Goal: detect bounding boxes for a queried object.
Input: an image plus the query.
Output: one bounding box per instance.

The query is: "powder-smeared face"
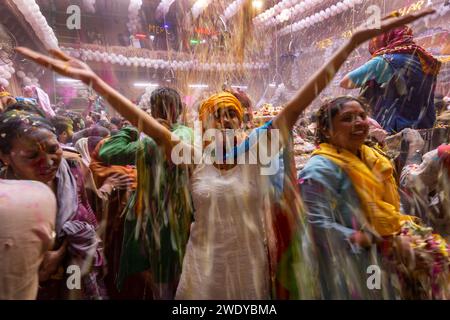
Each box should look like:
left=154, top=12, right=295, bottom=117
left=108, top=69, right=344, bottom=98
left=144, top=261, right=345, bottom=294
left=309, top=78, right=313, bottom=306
left=203, top=105, right=242, bottom=131
left=201, top=106, right=243, bottom=156
left=59, top=124, right=74, bottom=144
left=2, top=128, right=62, bottom=183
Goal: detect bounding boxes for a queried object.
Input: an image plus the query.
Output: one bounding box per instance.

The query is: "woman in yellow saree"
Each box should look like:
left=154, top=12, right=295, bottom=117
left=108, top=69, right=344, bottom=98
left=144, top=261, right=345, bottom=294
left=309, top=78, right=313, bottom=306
left=299, top=96, right=449, bottom=299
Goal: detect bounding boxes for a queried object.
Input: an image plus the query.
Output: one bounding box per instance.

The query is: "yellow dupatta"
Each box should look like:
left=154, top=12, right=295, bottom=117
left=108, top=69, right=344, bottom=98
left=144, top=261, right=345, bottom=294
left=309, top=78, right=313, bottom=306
left=313, top=143, right=415, bottom=237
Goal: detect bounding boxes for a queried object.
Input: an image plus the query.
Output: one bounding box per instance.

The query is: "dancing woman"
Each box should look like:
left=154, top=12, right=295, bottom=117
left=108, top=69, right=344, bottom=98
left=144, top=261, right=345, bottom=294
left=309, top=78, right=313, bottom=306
left=299, top=96, right=449, bottom=299
left=340, top=12, right=441, bottom=133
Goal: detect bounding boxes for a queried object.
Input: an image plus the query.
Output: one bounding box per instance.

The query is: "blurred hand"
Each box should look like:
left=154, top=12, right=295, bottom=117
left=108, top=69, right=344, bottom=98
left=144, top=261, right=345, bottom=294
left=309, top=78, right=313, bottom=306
left=103, top=173, right=135, bottom=191
left=39, top=240, right=67, bottom=282
left=15, top=47, right=97, bottom=85
left=403, top=128, right=425, bottom=150
left=369, top=128, right=388, bottom=144
left=350, top=231, right=372, bottom=249
left=351, top=9, right=435, bottom=46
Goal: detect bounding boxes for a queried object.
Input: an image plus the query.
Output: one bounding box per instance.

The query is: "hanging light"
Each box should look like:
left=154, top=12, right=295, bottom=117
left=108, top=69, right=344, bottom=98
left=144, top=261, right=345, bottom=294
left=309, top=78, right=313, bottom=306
left=252, top=0, right=264, bottom=10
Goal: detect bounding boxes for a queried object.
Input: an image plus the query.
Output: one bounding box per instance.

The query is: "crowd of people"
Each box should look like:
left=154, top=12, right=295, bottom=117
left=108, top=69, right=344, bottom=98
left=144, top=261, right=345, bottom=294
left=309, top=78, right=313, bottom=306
left=0, top=9, right=450, bottom=300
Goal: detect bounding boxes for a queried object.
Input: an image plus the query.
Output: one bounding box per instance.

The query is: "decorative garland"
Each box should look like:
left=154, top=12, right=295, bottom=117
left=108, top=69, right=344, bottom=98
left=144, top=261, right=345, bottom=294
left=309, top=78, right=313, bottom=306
left=156, top=0, right=176, bottom=18
left=61, top=47, right=269, bottom=71
left=222, top=0, right=246, bottom=21
left=191, top=0, right=212, bottom=20
left=12, top=0, right=58, bottom=49
left=16, top=70, right=40, bottom=88
left=0, top=61, right=15, bottom=88
left=83, top=0, right=96, bottom=13
left=254, top=0, right=322, bottom=28
left=278, top=0, right=363, bottom=36
left=127, top=0, right=143, bottom=34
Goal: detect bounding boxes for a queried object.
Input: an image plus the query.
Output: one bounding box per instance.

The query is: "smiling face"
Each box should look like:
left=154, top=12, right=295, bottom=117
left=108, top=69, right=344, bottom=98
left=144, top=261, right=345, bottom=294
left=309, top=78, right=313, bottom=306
left=323, top=100, right=370, bottom=154
left=1, top=128, right=62, bottom=183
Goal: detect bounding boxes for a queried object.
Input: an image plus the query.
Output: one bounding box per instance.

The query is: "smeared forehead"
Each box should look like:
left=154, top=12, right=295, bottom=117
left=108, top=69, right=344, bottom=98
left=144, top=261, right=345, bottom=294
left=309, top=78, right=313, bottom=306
left=12, top=127, right=58, bottom=151
left=338, top=100, right=365, bottom=113
left=213, top=103, right=238, bottom=113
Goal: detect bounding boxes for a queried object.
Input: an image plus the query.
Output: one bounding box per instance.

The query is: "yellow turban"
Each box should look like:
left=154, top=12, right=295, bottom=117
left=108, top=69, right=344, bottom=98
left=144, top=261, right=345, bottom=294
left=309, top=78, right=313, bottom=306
left=0, top=91, right=11, bottom=98
left=199, top=92, right=244, bottom=121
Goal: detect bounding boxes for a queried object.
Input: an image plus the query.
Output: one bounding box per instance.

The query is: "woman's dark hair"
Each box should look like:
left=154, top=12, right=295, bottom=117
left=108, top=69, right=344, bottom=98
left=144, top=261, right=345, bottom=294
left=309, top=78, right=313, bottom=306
left=51, top=116, right=73, bottom=136
left=97, top=119, right=113, bottom=130
left=0, top=110, right=56, bottom=154
left=315, top=95, right=371, bottom=145
left=150, top=87, right=182, bottom=122
left=87, top=136, right=104, bottom=154
left=230, top=89, right=252, bottom=111
left=71, top=114, right=85, bottom=132
left=229, top=89, right=253, bottom=124
left=110, top=117, right=123, bottom=127
left=4, top=101, right=47, bottom=118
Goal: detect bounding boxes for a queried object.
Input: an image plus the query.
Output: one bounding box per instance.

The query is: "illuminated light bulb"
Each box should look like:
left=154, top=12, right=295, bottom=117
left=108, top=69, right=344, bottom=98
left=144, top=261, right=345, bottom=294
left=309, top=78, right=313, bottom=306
left=197, top=0, right=208, bottom=8
left=252, top=0, right=263, bottom=10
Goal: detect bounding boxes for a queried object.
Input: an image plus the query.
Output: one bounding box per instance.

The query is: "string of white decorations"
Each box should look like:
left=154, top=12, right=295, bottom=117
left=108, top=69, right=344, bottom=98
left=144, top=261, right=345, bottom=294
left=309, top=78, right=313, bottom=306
left=127, top=0, right=143, bottom=34
left=61, top=47, right=269, bottom=72
left=12, top=0, right=58, bottom=49
left=191, top=0, right=212, bottom=20
left=222, top=0, right=246, bottom=21
left=83, top=0, right=96, bottom=13
left=156, top=0, right=175, bottom=18
left=278, top=0, right=364, bottom=36
left=254, top=0, right=311, bottom=28
left=16, top=70, right=40, bottom=87
left=0, top=61, right=15, bottom=88
left=272, top=0, right=323, bottom=27
left=138, top=86, right=157, bottom=109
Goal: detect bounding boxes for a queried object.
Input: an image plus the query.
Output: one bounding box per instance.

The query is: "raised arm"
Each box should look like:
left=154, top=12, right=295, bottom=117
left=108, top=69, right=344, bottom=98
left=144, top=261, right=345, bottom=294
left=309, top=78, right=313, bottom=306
left=15, top=47, right=178, bottom=158
left=273, top=9, right=435, bottom=140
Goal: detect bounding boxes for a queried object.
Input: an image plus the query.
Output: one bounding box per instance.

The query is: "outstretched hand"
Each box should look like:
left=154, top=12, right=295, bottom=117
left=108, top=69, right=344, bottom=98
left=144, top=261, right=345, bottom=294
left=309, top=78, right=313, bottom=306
left=351, top=8, right=435, bottom=46
left=16, top=44, right=179, bottom=157
left=15, top=8, right=435, bottom=88
left=15, top=47, right=97, bottom=85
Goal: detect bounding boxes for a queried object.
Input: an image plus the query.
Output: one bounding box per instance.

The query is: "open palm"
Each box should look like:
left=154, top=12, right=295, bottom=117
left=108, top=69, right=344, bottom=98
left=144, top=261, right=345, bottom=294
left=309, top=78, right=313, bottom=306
left=352, top=8, right=434, bottom=46
left=15, top=48, right=97, bottom=85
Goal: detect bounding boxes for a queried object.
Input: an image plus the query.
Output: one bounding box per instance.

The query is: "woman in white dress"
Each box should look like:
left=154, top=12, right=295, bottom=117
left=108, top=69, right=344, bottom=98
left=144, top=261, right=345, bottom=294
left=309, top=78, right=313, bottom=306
left=16, top=9, right=434, bottom=299
left=175, top=92, right=274, bottom=299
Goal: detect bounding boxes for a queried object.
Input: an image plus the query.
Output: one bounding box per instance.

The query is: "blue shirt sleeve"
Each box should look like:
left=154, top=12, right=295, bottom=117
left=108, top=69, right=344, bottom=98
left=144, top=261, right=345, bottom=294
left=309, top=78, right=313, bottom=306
left=299, top=156, right=364, bottom=253
left=348, top=56, right=394, bottom=87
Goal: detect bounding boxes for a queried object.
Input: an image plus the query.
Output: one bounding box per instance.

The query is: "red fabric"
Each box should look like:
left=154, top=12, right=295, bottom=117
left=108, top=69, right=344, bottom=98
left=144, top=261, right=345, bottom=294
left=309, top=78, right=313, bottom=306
left=269, top=145, right=305, bottom=299
left=369, top=26, right=441, bottom=75
left=437, top=144, right=450, bottom=177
